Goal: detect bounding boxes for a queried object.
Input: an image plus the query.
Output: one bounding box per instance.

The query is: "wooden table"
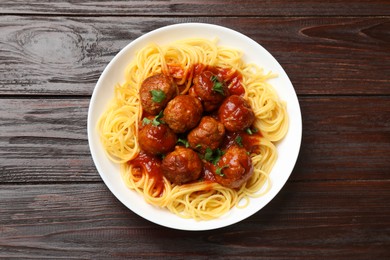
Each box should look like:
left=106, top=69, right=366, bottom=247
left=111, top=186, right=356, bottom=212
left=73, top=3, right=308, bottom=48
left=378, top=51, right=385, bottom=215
left=1, top=1, right=389, bottom=259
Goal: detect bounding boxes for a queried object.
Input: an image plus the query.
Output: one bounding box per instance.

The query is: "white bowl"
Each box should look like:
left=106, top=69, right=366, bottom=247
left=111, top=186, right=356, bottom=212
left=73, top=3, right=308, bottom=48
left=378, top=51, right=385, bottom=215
left=88, top=23, right=302, bottom=231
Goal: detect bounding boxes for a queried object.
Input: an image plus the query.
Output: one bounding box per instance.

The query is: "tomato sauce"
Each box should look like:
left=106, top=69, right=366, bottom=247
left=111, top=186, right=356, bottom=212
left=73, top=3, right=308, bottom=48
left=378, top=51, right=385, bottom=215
left=127, top=152, right=165, bottom=196
left=221, top=130, right=262, bottom=154
left=202, top=162, right=217, bottom=183
left=242, top=131, right=262, bottom=154
left=167, top=64, right=185, bottom=78
left=211, top=67, right=244, bottom=96
left=227, top=71, right=244, bottom=96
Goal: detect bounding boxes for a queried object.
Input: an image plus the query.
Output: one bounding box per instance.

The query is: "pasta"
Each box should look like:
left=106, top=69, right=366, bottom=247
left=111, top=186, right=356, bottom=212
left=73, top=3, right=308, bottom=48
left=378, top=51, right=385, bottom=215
left=98, top=38, right=288, bottom=220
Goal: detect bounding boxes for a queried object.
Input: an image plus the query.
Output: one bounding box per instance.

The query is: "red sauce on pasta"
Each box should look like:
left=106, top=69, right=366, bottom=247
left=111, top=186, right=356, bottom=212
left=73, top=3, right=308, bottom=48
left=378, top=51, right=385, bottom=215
left=128, top=152, right=165, bottom=196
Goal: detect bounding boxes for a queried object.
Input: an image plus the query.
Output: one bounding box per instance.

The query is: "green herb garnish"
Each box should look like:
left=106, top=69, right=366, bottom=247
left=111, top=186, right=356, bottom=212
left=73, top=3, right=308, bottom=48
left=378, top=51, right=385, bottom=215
left=142, top=111, right=165, bottom=126
left=246, top=127, right=258, bottom=135
left=235, top=136, right=243, bottom=147
left=142, top=117, right=152, bottom=125
left=150, top=89, right=166, bottom=103
left=152, top=111, right=165, bottom=126
left=216, top=165, right=228, bottom=177
left=204, top=147, right=224, bottom=165
left=211, top=75, right=225, bottom=95
left=204, top=147, right=214, bottom=161
left=212, top=148, right=224, bottom=165
left=195, top=144, right=202, bottom=149
left=177, top=138, right=189, bottom=148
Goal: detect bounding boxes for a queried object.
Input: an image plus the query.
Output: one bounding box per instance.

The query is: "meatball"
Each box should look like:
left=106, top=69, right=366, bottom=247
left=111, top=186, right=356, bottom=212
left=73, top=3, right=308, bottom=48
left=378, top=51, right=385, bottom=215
left=163, top=95, right=203, bottom=133
left=188, top=116, right=225, bottom=153
left=162, top=146, right=203, bottom=184
left=138, top=122, right=177, bottom=155
left=193, top=71, right=228, bottom=111
left=218, top=95, right=255, bottom=132
left=214, top=145, right=253, bottom=189
left=140, top=73, right=177, bottom=115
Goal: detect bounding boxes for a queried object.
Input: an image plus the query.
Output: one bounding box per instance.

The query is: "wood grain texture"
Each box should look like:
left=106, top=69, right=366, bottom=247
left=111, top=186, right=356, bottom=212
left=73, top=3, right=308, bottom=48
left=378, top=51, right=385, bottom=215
left=1, top=97, right=389, bottom=183
left=0, top=0, right=389, bottom=16
left=1, top=1, right=389, bottom=258
left=0, top=16, right=389, bottom=95
left=0, top=182, right=389, bottom=259
left=0, top=98, right=96, bottom=182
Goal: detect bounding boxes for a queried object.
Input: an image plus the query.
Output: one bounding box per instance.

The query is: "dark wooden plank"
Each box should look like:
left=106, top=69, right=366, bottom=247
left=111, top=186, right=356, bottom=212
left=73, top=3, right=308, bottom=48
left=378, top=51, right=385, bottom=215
left=0, top=97, right=389, bottom=183
left=0, top=16, right=389, bottom=95
left=0, top=0, right=389, bottom=16
left=0, top=98, right=97, bottom=182
left=295, top=96, right=390, bottom=181
left=0, top=181, right=389, bottom=259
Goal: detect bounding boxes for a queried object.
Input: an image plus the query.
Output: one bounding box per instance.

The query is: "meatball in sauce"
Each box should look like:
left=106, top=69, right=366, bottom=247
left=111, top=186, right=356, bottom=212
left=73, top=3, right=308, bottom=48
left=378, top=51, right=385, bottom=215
left=188, top=116, right=225, bottom=153
left=218, top=95, right=255, bottom=132
left=162, top=146, right=203, bottom=185
left=214, top=145, right=254, bottom=189
left=192, top=71, right=228, bottom=112
left=138, top=121, right=177, bottom=155
left=140, top=73, right=177, bottom=115
left=163, top=95, right=203, bottom=133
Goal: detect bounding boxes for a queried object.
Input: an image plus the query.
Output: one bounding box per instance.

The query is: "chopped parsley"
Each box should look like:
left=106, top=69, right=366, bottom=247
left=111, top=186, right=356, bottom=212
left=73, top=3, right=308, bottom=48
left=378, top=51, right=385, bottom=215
left=142, top=117, right=152, bottom=125
left=177, top=138, right=189, bottom=148
left=150, top=89, right=166, bottom=103
left=152, top=110, right=165, bottom=126
left=204, top=147, right=224, bottom=165
left=235, top=135, right=243, bottom=147
left=204, top=147, right=214, bottom=162
left=215, top=165, right=228, bottom=177
left=245, top=127, right=258, bottom=135
left=210, top=75, right=225, bottom=95
left=142, top=110, right=165, bottom=126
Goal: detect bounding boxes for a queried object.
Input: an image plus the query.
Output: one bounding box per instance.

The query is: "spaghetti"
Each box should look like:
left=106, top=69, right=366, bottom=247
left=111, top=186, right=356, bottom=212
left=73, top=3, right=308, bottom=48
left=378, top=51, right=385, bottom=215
left=98, top=38, right=288, bottom=220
